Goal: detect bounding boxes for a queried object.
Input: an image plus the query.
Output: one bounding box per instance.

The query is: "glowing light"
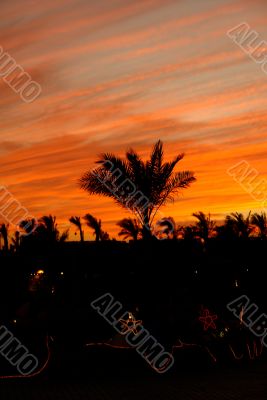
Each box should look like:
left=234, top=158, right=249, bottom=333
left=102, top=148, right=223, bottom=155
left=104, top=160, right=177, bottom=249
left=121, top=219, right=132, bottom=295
left=36, top=270, right=44, bottom=275
left=198, top=308, right=218, bottom=331
left=60, top=272, right=64, bottom=276
left=228, top=344, right=243, bottom=360
left=240, top=306, right=244, bottom=324
left=173, top=339, right=198, bottom=350
left=0, top=336, right=51, bottom=380
left=119, top=312, right=142, bottom=335
left=86, top=342, right=132, bottom=349
left=204, top=346, right=217, bottom=363
left=247, top=340, right=263, bottom=360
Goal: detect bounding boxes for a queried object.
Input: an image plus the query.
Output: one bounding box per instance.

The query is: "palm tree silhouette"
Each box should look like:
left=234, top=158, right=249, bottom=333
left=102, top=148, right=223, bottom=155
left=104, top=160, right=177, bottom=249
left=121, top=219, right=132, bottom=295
left=79, top=140, right=196, bottom=239
left=38, top=215, right=58, bottom=241
left=251, top=212, right=267, bottom=239
left=0, top=223, right=9, bottom=251
left=224, top=212, right=252, bottom=239
left=100, top=231, right=110, bottom=241
left=69, top=216, right=84, bottom=242
left=19, top=218, right=37, bottom=236
left=117, top=218, right=140, bottom=241
left=155, top=216, right=178, bottom=239
left=182, top=225, right=197, bottom=240
left=83, top=213, right=102, bottom=241
left=38, top=215, right=69, bottom=242
left=19, top=217, right=68, bottom=244
left=59, top=229, right=69, bottom=242
left=192, top=211, right=216, bottom=241
left=11, top=231, right=20, bottom=251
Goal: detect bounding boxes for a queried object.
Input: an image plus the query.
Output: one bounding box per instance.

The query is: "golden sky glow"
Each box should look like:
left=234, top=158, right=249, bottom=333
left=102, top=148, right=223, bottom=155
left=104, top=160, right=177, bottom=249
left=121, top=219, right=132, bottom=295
left=1, top=0, right=267, bottom=239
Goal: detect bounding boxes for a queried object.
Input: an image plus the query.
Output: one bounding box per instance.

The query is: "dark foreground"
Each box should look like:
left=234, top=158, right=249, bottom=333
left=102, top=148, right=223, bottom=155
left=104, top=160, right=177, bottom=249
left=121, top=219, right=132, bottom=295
left=1, top=239, right=267, bottom=399
left=0, top=361, right=266, bottom=400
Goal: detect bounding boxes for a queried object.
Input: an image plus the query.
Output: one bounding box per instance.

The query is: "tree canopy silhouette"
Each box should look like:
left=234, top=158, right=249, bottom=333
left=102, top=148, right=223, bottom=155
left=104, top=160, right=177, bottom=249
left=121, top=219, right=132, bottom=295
left=192, top=211, right=216, bottom=241
left=225, top=212, right=252, bottom=239
left=83, top=213, right=109, bottom=241
left=69, top=216, right=84, bottom=242
left=79, top=140, right=196, bottom=238
left=0, top=223, right=9, bottom=251
left=251, top=212, right=267, bottom=239
left=117, top=218, right=140, bottom=241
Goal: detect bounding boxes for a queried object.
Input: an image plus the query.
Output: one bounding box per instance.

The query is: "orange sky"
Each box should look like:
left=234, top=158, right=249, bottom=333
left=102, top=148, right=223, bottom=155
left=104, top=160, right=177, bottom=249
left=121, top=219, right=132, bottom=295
left=1, top=0, right=267, bottom=239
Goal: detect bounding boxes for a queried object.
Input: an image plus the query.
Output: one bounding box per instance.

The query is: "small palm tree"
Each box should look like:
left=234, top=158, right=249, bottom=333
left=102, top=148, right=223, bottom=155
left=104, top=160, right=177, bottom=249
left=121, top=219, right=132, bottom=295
left=19, top=218, right=38, bottom=236
left=182, top=225, right=197, bottom=240
left=225, top=212, right=252, bottom=239
left=154, top=217, right=179, bottom=239
left=0, top=223, right=9, bottom=251
left=69, top=216, right=84, bottom=242
left=251, top=212, right=267, bottom=239
left=38, top=215, right=68, bottom=242
left=11, top=231, right=20, bottom=251
left=117, top=218, right=140, bottom=241
left=100, top=231, right=110, bottom=241
left=59, top=229, right=69, bottom=242
left=38, top=215, right=58, bottom=241
left=83, top=213, right=102, bottom=242
left=192, top=211, right=216, bottom=241
left=79, top=140, right=196, bottom=239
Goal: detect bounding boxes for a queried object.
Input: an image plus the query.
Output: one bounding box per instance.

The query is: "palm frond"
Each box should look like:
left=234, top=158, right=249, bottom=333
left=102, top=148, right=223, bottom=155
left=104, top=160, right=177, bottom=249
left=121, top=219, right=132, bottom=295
left=69, top=216, right=81, bottom=228
left=79, top=141, right=196, bottom=237
left=60, top=229, right=69, bottom=242
left=117, top=218, right=140, bottom=241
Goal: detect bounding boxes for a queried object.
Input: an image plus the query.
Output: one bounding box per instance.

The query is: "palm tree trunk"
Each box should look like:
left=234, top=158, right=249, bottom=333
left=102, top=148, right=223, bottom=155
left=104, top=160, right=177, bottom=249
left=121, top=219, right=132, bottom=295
left=142, top=212, right=153, bottom=240
left=3, top=234, right=8, bottom=251
left=79, top=227, right=84, bottom=242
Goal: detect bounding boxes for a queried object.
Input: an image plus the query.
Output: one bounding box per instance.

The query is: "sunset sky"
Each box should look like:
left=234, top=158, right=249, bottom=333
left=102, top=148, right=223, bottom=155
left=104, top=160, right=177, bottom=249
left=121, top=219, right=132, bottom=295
left=1, top=0, right=267, bottom=239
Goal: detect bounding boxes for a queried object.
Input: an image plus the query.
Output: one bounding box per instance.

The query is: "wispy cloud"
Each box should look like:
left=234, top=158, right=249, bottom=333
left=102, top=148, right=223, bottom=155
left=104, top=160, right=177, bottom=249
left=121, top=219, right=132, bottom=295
left=1, top=0, right=267, bottom=236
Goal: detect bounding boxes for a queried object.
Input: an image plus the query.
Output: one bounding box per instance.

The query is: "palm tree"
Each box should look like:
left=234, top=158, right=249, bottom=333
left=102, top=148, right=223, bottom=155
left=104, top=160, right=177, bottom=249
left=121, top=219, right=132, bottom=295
left=192, top=211, right=216, bottom=241
left=224, top=212, right=252, bottom=239
left=38, top=215, right=68, bottom=242
left=59, top=229, right=69, bottom=242
left=11, top=231, right=20, bottom=251
left=69, top=216, right=84, bottom=242
left=79, top=140, right=196, bottom=239
left=117, top=218, right=140, bottom=241
left=100, top=231, right=110, bottom=241
left=38, top=215, right=58, bottom=241
left=154, top=217, right=179, bottom=239
left=251, top=212, right=267, bottom=239
left=83, top=213, right=102, bottom=242
left=19, top=218, right=38, bottom=236
left=0, top=223, right=9, bottom=251
left=182, top=225, right=197, bottom=240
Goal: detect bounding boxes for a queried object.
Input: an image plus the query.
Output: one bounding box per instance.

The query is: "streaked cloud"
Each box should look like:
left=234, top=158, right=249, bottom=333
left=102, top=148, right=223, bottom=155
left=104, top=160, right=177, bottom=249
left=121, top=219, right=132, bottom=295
left=1, top=0, right=267, bottom=237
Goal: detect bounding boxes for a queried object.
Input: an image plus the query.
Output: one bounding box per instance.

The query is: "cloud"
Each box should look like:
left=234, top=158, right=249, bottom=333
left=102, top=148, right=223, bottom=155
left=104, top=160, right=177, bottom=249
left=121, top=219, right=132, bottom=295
left=1, top=0, right=267, bottom=236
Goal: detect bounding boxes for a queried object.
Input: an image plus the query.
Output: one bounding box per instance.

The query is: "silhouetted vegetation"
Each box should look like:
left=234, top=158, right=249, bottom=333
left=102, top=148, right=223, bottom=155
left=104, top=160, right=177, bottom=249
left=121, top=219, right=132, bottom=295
left=79, top=140, right=196, bottom=239
left=69, top=216, right=84, bottom=242
left=117, top=218, right=140, bottom=241
left=0, top=140, right=267, bottom=376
